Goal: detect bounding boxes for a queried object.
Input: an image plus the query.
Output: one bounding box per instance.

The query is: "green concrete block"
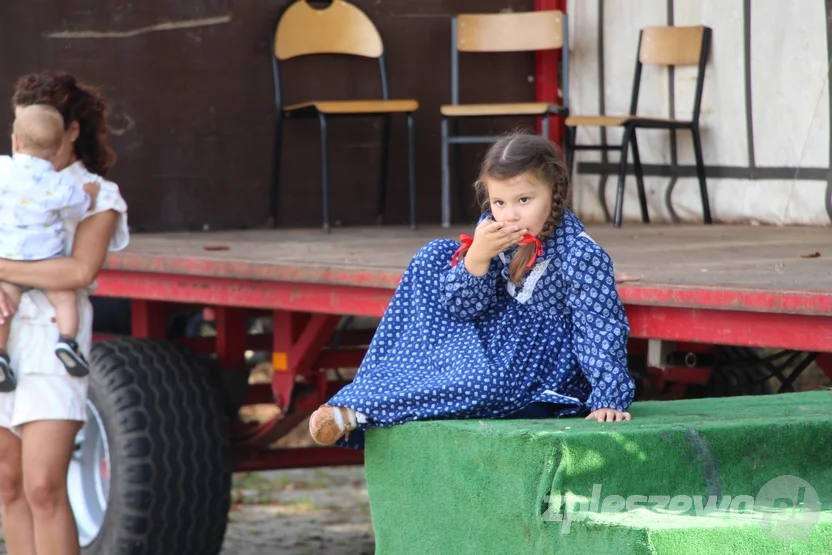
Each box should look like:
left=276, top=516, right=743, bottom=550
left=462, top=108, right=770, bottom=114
left=365, top=391, right=832, bottom=554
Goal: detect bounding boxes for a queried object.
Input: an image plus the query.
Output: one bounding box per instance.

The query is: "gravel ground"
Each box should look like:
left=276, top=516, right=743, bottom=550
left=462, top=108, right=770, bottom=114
left=221, top=466, right=374, bottom=555
left=0, top=465, right=374, bottom=555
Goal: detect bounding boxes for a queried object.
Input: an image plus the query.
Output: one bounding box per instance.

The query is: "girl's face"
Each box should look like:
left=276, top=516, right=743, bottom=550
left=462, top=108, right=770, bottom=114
left=484, top=170, right=552, bottom=237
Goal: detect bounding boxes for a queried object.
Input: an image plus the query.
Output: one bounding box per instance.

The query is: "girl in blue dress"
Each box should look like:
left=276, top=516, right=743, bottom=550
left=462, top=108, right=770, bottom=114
left=309, top=132, right=635, bottom=448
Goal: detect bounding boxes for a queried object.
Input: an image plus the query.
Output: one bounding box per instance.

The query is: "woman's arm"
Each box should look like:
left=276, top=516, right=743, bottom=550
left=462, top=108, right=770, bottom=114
left=0, top=210, right=118, bottom=290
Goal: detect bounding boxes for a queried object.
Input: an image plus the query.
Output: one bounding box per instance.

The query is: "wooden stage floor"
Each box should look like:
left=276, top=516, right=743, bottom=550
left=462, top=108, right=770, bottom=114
left=108, top=224, right=830, bottom=291
left=99, top=223, right=832, bottom=351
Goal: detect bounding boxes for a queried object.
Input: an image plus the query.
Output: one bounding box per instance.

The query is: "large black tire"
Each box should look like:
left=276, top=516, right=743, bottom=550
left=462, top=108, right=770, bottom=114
left=81, top=338, right=232, bottom=555
left=686, top=346, right=774, bottom=398
left=628, top=346, right=774, bottom=401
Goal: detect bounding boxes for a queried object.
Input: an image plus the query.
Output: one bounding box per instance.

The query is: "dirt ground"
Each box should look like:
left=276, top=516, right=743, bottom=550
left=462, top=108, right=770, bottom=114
left=221, top=465, right=374, bottom=555
left=218, top=395, right=376, bottom=554
left=0, top=464, right=373, bottom=555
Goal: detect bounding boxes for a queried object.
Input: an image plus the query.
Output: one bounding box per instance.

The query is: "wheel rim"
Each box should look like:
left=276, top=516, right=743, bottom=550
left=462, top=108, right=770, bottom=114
left=68, top=400, right=111, bottom=547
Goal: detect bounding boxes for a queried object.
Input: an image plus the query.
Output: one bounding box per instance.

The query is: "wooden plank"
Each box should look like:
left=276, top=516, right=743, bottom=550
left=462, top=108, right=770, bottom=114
left=589, top=224, right=832, bottom=293
left=105, top=224, right=832, bottom=297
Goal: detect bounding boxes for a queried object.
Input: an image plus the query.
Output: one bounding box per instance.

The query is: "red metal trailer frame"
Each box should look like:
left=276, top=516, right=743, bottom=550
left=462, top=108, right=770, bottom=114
left=92, top=220, right=832, bottom=473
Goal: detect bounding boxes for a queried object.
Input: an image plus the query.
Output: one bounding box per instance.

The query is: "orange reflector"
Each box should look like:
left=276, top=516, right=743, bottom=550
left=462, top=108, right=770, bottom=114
left=272, top=352, right=288, bottom=371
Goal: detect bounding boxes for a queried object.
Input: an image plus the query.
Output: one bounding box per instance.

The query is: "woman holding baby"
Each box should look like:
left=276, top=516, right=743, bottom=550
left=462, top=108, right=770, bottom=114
left=0, top=70, right=129, bottom=555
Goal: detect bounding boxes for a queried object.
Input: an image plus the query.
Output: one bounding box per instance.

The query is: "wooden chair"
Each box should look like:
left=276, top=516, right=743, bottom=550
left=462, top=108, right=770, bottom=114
left=271, top=0, right=419, bottom=232
left=564, top=25, right=712, bottom=228
left=440, top=10, right=569, bottom=227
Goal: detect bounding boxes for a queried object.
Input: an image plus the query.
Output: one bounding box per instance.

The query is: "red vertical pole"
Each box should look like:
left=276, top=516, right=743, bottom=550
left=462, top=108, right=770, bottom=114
left=131, top=300, right=167, bottom=339
left=816, top=354, right=832, bottom=381
left=535, top=0, right=566, bottom=147
left=272, top=310, right=307, bottom=411
left=271, top=311, right=341, bottom=412
left=215, top=306, right=248, bottom=372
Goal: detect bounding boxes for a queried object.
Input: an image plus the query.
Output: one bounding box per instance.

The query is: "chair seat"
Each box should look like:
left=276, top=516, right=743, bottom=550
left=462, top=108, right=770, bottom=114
left=565, top=114, right=688, bottom=127
left=440, top=102, right=561, bottom=117
left=284, top=99, right=419, bottom=115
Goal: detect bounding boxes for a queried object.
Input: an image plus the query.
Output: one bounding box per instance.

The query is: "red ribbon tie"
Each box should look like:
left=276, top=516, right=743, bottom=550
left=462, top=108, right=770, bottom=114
left=451, top=234, right=474, bottom=267
left=450, top=233, right=543, bottom=269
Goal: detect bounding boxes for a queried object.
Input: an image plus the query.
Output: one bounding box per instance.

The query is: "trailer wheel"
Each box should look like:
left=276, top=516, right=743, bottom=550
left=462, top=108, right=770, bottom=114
left=69, top=338, right=232, bottom=555
left=687, top=346, right=774, bottom=398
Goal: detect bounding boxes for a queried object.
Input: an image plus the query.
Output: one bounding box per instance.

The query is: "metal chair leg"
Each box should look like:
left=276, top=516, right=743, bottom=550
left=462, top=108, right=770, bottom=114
left=691, top=125, right=712, bottom=224
left=452, top=120, right=466, bottom=223
left=269, top=113, right=284, bottom=228
left=407, top=113, right=416, bottom=230
left=318, top=113, right=331, bottom=233
left=441, top=117, right=451, bottom=228
left=630, top=129, right=649, bottom=223
left=376, top=114, right=391, bottom=225
left=565, top=126, right=576, bottom=179
left=614, top=126, right=634, bottom=228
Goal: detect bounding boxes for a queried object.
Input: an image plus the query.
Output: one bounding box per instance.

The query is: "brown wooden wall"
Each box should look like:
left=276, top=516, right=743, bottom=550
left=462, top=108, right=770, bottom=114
left=0, top=0, right=538, bottom=232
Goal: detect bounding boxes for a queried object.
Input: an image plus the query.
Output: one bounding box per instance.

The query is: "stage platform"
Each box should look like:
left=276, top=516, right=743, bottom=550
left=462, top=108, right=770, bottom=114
left=97, top=223, right=832, bottom=353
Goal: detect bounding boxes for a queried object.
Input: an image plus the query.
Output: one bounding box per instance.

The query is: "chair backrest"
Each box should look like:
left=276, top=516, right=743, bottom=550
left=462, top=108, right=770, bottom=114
left=450, top=10, right=569, bottom=108
left=456, top=11, right=564, bottom=53
left=271, top=1, right=389, bottom=110
left=629, top=25, right=711, bottom=121
left=639, top=26, right=707, bottom=66
left=274, top=0, right=383, bottom=61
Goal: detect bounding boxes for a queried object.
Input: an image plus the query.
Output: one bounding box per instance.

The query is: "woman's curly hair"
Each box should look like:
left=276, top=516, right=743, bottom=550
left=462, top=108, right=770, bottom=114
left=11, top=70, right=116, bottom=177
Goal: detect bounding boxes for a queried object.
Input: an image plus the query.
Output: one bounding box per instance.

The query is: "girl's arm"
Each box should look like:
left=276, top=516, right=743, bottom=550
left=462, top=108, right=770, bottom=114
left=441, top=254, right=500, bottom=322
left=437, top=213, right=507, bottom=322
left=0, top=210, right=118, bottom=290
left=565, top=236, right=636, bottom=413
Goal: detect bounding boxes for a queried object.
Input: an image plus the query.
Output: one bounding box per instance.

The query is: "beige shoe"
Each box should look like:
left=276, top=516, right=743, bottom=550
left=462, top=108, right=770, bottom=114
left=309, top=405, right=357, bottom=445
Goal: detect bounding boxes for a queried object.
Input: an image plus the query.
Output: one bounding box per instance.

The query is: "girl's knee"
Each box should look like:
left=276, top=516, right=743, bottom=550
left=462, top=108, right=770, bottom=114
left=23, top=470, right=65, bottom=512
left=0, top=430, right=24, bottom=505
left=0, top=463, right=25, bottom=505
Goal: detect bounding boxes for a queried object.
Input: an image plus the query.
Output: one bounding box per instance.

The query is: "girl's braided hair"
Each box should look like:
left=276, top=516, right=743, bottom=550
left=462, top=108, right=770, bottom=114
left=463, top=132, right=571, bottom=284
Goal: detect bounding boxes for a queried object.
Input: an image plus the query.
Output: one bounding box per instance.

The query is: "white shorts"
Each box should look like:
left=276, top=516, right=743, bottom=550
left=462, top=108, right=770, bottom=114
left=0, top=289, right=92, bottom=435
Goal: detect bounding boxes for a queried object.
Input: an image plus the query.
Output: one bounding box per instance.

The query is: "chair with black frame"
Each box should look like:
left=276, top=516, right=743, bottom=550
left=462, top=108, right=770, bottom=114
left=564, top=25, right=712, bottom=228
left=439, top=9, right=569, bottom=228
left=271, top=0, right=419, bottom=233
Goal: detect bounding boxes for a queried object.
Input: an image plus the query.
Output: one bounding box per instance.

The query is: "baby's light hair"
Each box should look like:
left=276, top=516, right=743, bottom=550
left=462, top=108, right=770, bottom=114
left=13, top=104, right=65, bottom=159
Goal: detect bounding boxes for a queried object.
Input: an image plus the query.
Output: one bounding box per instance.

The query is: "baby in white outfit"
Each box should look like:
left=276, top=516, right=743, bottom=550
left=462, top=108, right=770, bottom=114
left=0, top=105, right=100, bottom=391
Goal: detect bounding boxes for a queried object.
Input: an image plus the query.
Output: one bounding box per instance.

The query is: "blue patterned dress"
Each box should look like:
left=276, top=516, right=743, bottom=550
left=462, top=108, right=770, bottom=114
left=328, top=209, right=635, bottom=449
